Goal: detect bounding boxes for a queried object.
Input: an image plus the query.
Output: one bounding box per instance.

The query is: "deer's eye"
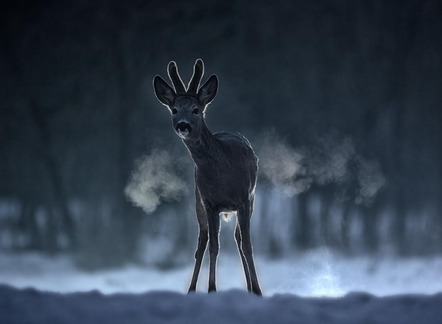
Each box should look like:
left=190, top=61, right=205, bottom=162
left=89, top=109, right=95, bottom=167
left=171, top=108, right=178, bottom=115
left=192, top=108, right=199, bottom=115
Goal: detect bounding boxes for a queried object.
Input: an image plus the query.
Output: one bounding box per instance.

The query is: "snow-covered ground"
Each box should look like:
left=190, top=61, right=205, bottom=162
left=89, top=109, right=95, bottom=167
left=1, top=284, right=441, bottom=324
left=1, top=249, right=442, bottom=297
left=2, top=250, right=442, bottom=323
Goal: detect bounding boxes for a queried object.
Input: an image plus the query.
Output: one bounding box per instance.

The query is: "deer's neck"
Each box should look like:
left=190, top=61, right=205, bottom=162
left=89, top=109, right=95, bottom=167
left=183, top=123, right=218, bottom=166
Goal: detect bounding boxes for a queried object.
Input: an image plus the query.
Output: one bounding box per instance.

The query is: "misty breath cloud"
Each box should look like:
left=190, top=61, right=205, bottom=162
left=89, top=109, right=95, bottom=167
left=124, top=149, right=189, bottom=213
left=307, top=135, right=356, bottom=185
left=258, top=134, right=310, bottom=196
left=258, top=132, right=386, bottom=203
left=356, top=157, right=386, bottom=204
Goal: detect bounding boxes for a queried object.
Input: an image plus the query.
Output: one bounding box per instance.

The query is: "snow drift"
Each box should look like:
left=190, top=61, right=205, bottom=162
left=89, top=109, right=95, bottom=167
left=1, top=285, right=441, bottom=324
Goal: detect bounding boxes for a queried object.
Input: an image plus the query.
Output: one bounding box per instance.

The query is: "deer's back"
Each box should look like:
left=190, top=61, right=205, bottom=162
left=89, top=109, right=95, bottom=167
left=213, top=132, right=258, bottom=171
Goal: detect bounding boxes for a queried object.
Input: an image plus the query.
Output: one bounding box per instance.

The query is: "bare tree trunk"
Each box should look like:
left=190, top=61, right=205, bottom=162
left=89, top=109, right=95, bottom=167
left=18, top=199, right=42, bottom=250
left=319, top=190, right=332, bottom=246
left=3, top=32, right=76, bottom=252
left=362, top=204, right=379, bottom=253
left=294, top=192, right=312, bottom=249
left=29, top=104, right=77, bottom=251
left=45, top=203, right=58, bottom=254
left=340, top=201, right=351, bottom=254
left=109, top=5, right=142, bottom=264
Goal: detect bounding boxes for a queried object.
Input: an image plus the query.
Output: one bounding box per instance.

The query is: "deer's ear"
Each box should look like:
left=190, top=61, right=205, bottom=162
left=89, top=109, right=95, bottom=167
left=198, top=75, right=218, bottom=107
left=153, top=75, right=176, bottom=106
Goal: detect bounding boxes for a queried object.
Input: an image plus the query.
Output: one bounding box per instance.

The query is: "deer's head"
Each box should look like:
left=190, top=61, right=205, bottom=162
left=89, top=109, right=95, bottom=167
left=153, top=59, right=218, bottom=141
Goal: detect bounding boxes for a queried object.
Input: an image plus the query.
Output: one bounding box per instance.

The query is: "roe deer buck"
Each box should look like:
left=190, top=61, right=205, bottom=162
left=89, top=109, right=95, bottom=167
left=153, top=59, right=262, bottom=295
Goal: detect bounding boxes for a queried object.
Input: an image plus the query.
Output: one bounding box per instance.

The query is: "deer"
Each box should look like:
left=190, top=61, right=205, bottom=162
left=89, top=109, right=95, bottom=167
left=153, top=59, right=262, bottom=296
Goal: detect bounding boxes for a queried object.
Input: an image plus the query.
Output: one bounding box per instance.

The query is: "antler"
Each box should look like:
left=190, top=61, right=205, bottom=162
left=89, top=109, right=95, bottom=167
left=167, top=61, right=186, bottom=95
left=166, top=59, right=205, bottom=96
left=187, top=59, right=204, bottom=94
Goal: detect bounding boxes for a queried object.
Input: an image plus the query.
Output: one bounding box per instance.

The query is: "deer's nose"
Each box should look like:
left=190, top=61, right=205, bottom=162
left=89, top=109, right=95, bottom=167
left=176, top=121, right=192, bottom=138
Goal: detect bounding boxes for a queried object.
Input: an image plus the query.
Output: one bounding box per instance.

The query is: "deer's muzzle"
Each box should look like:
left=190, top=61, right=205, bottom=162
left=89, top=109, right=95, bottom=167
left=176, top=121, right=192, bottom=138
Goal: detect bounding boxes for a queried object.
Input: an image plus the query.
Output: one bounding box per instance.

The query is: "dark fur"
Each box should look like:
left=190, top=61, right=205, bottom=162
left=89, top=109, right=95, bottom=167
left=153, top=59, right=262, bottom=295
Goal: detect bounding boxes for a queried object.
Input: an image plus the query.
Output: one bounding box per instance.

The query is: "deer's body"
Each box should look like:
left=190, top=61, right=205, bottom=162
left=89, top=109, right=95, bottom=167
left=153, top=59, right=262, bottom=295
left=189, top=130, right=257, bottom=209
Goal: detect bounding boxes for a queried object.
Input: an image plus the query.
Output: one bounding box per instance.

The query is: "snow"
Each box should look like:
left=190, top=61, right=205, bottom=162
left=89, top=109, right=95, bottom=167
left=1, top=284, right=441, bottom=324
left=2, top=250, right=442, bottom=323
left=1, top=249, right=442, bottom=297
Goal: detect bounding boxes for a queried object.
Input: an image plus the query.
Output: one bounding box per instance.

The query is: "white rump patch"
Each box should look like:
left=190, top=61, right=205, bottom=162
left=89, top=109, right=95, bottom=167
left=219, top=211, right=237, bottom=222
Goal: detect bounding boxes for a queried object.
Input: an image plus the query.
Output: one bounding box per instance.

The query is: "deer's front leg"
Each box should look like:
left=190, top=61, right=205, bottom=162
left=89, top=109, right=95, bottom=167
left=188, top=191, right=208, bottom=293
left=206, top=206, right=220, bottom=292
left=188, top=225, right=208, bottom=293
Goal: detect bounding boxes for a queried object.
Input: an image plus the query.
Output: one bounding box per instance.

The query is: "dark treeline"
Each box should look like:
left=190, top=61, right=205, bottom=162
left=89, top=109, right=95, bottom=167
left=1, top=0, right=441, bottom=268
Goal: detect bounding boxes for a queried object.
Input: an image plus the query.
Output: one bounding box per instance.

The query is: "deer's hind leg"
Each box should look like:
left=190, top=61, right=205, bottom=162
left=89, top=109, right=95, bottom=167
left=235, top=224, right=252, bottom=291
left=237, top=199, right=262, bottom=296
